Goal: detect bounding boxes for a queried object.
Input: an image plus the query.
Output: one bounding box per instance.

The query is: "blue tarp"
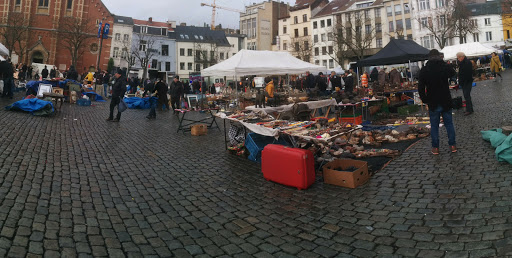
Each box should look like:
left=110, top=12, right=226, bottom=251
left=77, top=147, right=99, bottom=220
left=83, top=92, right=106, bottom=102
left=25, top=79, right=82, bottom=95
left=5, top=99, right=54, bottom=116
left=124, top=97, right=158, bottom=109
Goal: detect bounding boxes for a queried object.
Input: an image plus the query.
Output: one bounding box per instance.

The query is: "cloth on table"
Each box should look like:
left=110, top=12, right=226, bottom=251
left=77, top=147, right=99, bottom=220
left=481, top=128, right=512, bottom=163
left=82, top=92, right=106, bottom=102
left=218, top=113, right=280, bottom=137
left=5, top=98, right=54, bottom=116
left=124, top=97, right=158, bottom=109
left=245, top=99, right=337, bottom=115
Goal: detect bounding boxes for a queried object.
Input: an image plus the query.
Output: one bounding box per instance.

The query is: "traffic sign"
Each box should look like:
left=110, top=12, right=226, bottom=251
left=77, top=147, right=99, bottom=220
left=97, top=22, right=102, bottom=38
left=102, top=23, right=110, bottom=39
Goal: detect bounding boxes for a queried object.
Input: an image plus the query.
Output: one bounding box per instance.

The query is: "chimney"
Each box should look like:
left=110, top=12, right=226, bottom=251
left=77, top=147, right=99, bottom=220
left=180, top=22, right=187, bottom=26
left=149, top=17, right=153, bottom=23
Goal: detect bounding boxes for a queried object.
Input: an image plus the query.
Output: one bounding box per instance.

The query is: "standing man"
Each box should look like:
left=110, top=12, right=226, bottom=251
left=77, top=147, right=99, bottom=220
left=145, top=80, right=157, bottom=119
left=0, top=57, right=14, bottom=99
left=106, top=69, right=127, bottom=122
left=305, top=71, right=315, bottom=94
left=41, top=65, right=49, bottom=79
left=169, top=76, right=184, bottom=114
left=155, top=78, right=169, bottom=111
left=49, top=66, right=57, bottom=79
left=328, top=71, right=343, bottom=93
left=343, top=70, right=354, bottom=94
left=418, top=49, right=457, bottom=155
left=457, top=52, right=474, bottom=116
left=378, top=67, right=387, bottom=86
left=95, top=70, right=104, bottom=98
left=102, top=71, right=111, bottom=98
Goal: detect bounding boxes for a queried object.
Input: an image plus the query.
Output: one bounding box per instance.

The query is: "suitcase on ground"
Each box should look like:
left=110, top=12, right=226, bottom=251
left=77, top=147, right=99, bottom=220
left=261, top=144, right=315, bottom=190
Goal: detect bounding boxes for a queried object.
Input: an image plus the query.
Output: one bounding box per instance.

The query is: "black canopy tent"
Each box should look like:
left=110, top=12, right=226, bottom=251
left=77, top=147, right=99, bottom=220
left=357, top=39, right=430, bottom=67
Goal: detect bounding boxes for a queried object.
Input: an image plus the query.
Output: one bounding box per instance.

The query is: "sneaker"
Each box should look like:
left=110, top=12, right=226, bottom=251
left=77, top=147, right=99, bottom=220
left=431, top=148, right=440, bottom=155
left=450, top=146, right=457, bottom=153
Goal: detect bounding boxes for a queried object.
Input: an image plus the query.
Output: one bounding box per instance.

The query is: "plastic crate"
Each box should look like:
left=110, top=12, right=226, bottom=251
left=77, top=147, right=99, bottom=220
left=340, top=115, right=363, bottom=125
left=245, top=133, right=288, bottom=163
left=77, top=98, right=91, bottom=106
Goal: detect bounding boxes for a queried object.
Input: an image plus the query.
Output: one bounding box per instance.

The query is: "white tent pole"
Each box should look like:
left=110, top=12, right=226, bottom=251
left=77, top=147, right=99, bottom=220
left=408, top=60, right=412, bottom=83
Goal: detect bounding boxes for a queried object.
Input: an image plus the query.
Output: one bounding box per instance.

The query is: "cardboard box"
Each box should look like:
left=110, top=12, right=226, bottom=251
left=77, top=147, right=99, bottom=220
left=323, top=159, right=369, bottom=188
left=191, top=124, right=207, bottom=136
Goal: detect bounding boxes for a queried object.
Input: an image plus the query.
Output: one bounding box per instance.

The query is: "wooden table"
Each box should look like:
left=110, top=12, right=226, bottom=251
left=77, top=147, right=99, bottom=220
left=43, top=92, right=65, bottom=110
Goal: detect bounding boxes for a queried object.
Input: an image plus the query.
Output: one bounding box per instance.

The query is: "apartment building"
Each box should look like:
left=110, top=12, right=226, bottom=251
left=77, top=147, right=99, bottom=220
left=110, top=15, right=134, bottom=70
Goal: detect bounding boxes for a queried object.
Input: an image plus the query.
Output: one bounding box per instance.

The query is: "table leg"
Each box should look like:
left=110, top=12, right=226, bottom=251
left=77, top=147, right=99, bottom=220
left=177, top=112, right=186, bottom=134
left=224, top=119, right=228, bottom=150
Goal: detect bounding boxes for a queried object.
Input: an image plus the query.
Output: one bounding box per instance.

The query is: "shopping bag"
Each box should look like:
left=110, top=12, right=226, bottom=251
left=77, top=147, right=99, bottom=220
left=118, top=98, right=128, bottom=112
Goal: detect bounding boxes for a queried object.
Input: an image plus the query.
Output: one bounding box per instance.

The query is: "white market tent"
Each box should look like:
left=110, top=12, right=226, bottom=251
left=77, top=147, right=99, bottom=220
left=440, top=42, right=499, bottom=60
left=0, top=56, right=4, bottom=61
left=202, top=49, right=326, bottom=77
left=0, top=43, right=8, bottom=57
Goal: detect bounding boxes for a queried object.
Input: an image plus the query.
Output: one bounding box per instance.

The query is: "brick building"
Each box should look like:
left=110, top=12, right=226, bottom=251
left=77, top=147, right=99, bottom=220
left=0, top=0, right=113, bottom=73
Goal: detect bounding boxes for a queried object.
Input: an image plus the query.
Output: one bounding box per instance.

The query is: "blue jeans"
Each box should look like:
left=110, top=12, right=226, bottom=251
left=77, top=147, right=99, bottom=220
left=148, top=97, right=157, bottom=117
left=429, top=106, right=456, bottom=148
left=103, top=84, right=108, bottom=97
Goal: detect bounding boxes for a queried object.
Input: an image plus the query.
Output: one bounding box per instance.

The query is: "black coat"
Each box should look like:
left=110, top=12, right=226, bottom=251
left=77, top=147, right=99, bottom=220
left=343, top=75, right=354, bottom=92
left=155, top=81, right=168, bottom=96
left=50, top=69, right=56, bottom=78
left=458, top=57, right=473, bottom=85
left=0, top=61, right=13, bottom=79
left=316, top=76, right=327, bottom=91
left=370, top=68, right=379, bottom=82
left=329, top=75, right=342, bottom=89
left=306, top=74, right=316, bottom=88
left=42, top=68, right=49, bottom=78
left=67, top=68, right=78, bottom=81
left=418, top=58, right=456, bottom=110
left=112, top=75, right=127, bottom=98
left=169, top=81, right=184, bottom=97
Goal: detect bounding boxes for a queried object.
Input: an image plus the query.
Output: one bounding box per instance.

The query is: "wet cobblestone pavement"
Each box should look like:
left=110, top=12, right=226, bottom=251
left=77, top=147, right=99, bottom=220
left=0, top=73, right=512, bottom=257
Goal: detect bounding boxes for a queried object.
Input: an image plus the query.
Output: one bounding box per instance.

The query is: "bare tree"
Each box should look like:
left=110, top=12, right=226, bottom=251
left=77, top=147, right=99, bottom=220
left=0, top=12, right=31, bottom=61
left=58, top=17, right=96, bottom=68
left=291, top=36, right=313, bottom=62
left=121, top=40, right=136, bottom=75
left=131, top=32, right=157, bottom=80
left=416, top=8, right=454, bottom=49
left=331, top=12, right=377, bottom=63
left=194, top=42, right=220, bottom=69
left=452, top=0, right=478, bottom=44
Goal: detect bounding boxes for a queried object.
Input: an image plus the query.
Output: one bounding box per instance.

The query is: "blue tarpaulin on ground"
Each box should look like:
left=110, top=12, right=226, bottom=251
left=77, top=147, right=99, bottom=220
left=83, top=92, right=106, bottom=102
left=5, top=99, right=54, bottom=116
left=124, top=97, right=158, bottom=109
left=25, top=79, right=82, bottom=95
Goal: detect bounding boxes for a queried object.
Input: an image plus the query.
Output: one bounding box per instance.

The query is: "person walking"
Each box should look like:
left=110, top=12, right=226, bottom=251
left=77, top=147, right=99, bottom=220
left=457, top=52, right=474, bottom=116
left=418, top=49, right=457, bottom=155
left=490, top=52, right=502, bottom=82
left=155, top=78, right=169, bottom=111
left=169, top=76, right=184, bottom=114
left=106, top=69, right=127, bottom=122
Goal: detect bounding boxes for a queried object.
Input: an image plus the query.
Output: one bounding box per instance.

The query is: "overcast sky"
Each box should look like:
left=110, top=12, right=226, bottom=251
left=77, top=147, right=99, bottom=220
left=104, top=0, right=295, bottom=29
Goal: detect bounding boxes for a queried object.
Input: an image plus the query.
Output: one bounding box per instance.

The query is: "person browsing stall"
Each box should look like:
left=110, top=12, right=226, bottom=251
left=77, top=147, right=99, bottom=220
left=456, top=52, right=474, bottom=116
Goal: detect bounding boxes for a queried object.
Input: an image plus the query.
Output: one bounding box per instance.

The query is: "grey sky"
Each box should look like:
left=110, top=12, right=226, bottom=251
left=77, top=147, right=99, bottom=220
left=104, top=0, right=295, bottom=29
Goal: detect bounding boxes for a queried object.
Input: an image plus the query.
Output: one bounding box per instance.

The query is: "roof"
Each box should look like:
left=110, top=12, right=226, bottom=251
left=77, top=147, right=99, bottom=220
left=357, top=39, right=429, bottom=66
left=133, top=19, right=174, bottom=31
left=467, top=2, right=501, bottom=16
left=290, top=0, right=328, bottom=11
left=226, top=34, right=247, bottom=38
left=314, top=0, right=351, bottom=18
left=169, top=26, right=231, bottom=47
left=112, top=15, right=134, bottom=25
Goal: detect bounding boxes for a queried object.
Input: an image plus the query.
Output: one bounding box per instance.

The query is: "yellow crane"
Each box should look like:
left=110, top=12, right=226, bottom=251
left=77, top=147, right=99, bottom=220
left=201, top=0, right=244, bottom=30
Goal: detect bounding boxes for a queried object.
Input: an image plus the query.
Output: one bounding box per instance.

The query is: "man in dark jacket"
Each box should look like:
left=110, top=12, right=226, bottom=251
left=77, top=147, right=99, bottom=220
left=154, top=79, right=169, bottom=111
left=305, top=71, right=315, bottom=94
left=457, top=52, right=474, bottom=116
left=106, top=69, right=127, bottom=122
left=66, top=66, right=78, bottom=81
left=418, top=49, right=457, bottom=155
left=0, top=58, right=14, bottom=98
left=370, top=67, right=379, bottom=82
left=169, top=76, right=184, bottom=114
left=316, top=72, right=327, bottom=95
left=343, top=71, right=354, bottom=94
left=41, top=66, right=49, bottom=79
left=49, top=66, right=56, bottom=78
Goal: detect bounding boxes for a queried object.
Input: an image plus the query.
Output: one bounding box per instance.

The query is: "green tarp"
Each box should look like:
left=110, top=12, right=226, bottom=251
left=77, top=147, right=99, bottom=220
left=481, top=129, right=512, bottom=164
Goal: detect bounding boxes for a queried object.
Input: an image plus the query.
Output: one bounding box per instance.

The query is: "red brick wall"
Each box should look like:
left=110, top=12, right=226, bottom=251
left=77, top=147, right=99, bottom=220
left=0, top=0, right=113, bottom=72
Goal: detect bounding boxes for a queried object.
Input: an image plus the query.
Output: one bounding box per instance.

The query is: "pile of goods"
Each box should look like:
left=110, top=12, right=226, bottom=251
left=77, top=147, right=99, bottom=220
left=333, top=91, right=361, bottom=104
left=349, top=127, right=430, bottom=147
left=372, top=116, right=430, bottom=126
left=225, top=110, right=275, bottom=123
left=382, top=82, right=418, bottom=93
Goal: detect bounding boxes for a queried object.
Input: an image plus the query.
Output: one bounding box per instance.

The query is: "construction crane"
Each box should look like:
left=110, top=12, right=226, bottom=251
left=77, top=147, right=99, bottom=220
left=201, top=0, right=244, bottom=30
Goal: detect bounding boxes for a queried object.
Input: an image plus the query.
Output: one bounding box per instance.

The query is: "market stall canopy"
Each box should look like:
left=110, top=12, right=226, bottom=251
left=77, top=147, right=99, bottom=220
left=357, top=39, right=429, bottom=67
left=0, top=43, right=9, bottom=57
left=202, top=49, right=326, bottom=77
left=441, top=42, right=500, bottom=60
left=0, top=56, right=4, bottom=61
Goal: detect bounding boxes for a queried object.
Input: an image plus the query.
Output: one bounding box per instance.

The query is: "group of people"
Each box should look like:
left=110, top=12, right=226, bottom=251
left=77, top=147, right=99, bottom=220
left=289, top=69, right=357, bottom=96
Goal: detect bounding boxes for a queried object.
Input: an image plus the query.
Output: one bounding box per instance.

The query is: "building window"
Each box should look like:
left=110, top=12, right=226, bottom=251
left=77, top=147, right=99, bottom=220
left=283, top=42, right=287, bottom=50
left=376, top=38, right=383, bottom=48
left=436, top=0, right=444, bottom=8
left=394, top=5, right=402, bottom=15
left=365, top=25, right=371, bottom=34
left=375, top=8, right=381, bottom=18
left=485, top=18, right=491, bottom=26
left=303, top=14, right=307, bottom=22
left=123, top=34, right=129, bottom=42
left=407, top=34, right=412, bottom=40
left=294, top=16, right=298, bottom=24
left=139, top=40, right=147, bottom=51
left=396, top=20, right=403, bottom=30
left=345, top=13, right=351, bottom=21
left=180, top=62, right=185, bottom=70
left=195, top=64, right=200, bottom=72
left=321, top=33, right=326, bottom=41
left=315, top=47, right=319, bottom=56
left=115, top=33, right=120, bottom=41
left=328, top=32, right=333, bottom=41
left=295, top=42, right=300, bottom=51
left=364, top=10, right=370, bottom=19
left=313, top=22, right=318, bottom=29
left=474, top=33, right=480, bottom=42
left=438, top=15, right=446, bottom=27
left=303, top=27, right=308, bottom=36
left=252, top=18, right=256, bottom=39
left=387, top=6, right=392, bottom=16
left=404, top=3, right=410, bottom=14
left=327, top=19, right=332, bottom=27
left=38, top=0, right=49, bottom=7
left=304, top=41, right=309, bottom=49
left=66, top=0, right=72, bottom=9
left=389, top=21, right=394, bottom=32
left=322, top=46, right=327, bottom=55
left=314, top=35, right=318, bottom=43
left=323, top=60, right=327, bottom=67
left=405, top=18, right=411, bottom=29
left=220, top=53, right=225, bottom=60
left=508, top=30, right=510, bottom=39
left=376, top=23, right=382, bottom=32
left=113, top=47, right=119, bottom=58
left=188, top=49, right=193, bottom=56
left=421, top=17, right=428, bottom=29
left=141, top=26, right=147, bottom=34
left=188, top=63, right=192, bottom=70
left=321, top=20, right=325, bottom=28
left=419, top=0, right=430, bottom=10
left=180, top=48, right=185, bottom=56
left=166, top=62, right=171, bottom=72
left=328, top=46, right=333, bottom=54
left=283, top=25, right=287, bottom=34
left=486, top=31, right=492, bottom=41
left=329, top=59, right=334, bottom=69
left=295, top=29, right=299, bottom=37
left=315, top=60, right=320, bottom=65
left=421, top=35, right=433, bottom=48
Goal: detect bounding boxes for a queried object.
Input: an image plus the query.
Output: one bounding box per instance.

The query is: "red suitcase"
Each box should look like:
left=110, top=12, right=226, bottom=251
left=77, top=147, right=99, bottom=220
left=261, top=144, right=316, bottom=190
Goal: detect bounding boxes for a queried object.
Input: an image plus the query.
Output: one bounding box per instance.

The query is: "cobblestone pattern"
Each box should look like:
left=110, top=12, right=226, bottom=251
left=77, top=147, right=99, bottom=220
left=0, top=74, right=511, bottom=257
